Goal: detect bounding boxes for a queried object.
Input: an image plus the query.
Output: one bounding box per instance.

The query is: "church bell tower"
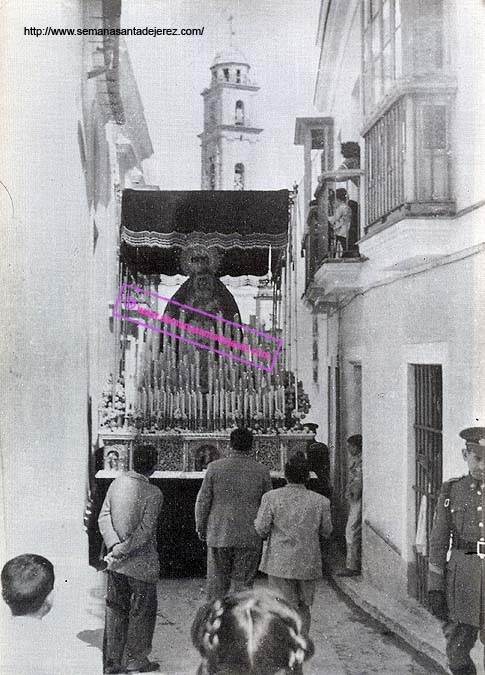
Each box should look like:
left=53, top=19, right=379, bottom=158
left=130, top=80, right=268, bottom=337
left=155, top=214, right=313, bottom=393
left=199, top=45, right=262, bottom=190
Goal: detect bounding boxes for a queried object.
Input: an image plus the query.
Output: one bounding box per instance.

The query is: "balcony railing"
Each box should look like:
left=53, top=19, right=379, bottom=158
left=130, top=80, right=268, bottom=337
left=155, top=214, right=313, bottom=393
left=302, top=170, right=363, bottom=288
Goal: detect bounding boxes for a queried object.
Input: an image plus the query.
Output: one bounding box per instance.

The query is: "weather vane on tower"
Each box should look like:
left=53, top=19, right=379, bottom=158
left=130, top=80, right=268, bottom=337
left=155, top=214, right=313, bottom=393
left=228, top=14, right=235, bottom=46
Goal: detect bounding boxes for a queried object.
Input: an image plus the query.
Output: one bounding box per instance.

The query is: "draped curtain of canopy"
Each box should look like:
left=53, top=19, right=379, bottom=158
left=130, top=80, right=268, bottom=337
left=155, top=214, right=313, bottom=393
left=119, top=189, right=289, bottom=277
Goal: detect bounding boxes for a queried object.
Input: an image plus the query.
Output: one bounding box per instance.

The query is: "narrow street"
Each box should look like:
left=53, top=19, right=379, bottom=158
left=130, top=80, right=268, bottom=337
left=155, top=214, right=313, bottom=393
left=143, top=577, right=446, bottom=675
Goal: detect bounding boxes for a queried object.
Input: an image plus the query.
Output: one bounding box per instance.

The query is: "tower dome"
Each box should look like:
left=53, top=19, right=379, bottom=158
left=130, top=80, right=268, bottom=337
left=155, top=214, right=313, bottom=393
left=211, top=46, right=249, bottom=68
left=210, top=45, right=251, bottom=86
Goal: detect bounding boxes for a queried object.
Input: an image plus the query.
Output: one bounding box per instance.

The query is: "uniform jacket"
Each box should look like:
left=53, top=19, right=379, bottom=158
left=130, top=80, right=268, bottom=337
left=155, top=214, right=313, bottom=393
left=254, top=483, right=333, bottom=580
left=195, top=454, right=272, bottom=548
left=98, top=471, right=163, bottom=583
left=428, top=473, right=485, bottom=627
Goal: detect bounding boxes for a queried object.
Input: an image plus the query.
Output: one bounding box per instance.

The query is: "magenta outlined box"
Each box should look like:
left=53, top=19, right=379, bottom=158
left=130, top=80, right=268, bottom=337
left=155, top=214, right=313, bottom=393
left=113, top=284, right=283, bottom=372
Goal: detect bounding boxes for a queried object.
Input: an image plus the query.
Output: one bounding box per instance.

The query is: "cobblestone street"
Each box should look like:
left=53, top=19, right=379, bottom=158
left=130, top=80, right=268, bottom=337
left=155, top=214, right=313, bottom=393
left=142, top=577, right=446, bottom=675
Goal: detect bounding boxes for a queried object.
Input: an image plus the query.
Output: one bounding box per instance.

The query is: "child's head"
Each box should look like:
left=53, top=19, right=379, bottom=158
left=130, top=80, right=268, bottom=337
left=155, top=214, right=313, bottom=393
left=191, top=589, right=314, bottom=675
left=1, top=554, right=55, bottom=618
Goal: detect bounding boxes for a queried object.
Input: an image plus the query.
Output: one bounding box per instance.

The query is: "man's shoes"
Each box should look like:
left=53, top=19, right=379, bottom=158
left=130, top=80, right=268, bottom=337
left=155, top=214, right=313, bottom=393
left=126, top=661, right=160, bottom=673
left=336, top=568, right=361, bottom=577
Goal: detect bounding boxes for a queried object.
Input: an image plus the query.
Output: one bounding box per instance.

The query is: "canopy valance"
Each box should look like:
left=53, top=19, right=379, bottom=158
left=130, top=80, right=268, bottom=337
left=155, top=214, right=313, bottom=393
left=120, top=189, right=289, bottom=277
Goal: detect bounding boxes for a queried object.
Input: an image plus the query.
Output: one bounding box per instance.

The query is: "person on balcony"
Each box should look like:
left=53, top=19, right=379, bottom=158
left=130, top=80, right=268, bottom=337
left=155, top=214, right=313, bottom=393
left=328, top=188, right=352, bottom=257
left=302, top=200, right=327, bottom=266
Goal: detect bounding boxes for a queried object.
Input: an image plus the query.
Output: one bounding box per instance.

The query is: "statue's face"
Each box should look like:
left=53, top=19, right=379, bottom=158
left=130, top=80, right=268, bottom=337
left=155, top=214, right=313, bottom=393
left=190, top=254, right=210, bottom=275
left=193, top=273, right=215, bottom=297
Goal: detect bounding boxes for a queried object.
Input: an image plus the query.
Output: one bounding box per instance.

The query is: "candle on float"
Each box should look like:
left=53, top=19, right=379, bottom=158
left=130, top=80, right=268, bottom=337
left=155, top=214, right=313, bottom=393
left=171, top=340, right=176, bottom=367
left=195, top=359, right=200, bottom=386
left=141, top=387, right=146, bottom=418
left=198, top=390, right=203, bottom=427
left=219, top=387, right=224, bottom=419
left=225, top=392, right=230, bottom=427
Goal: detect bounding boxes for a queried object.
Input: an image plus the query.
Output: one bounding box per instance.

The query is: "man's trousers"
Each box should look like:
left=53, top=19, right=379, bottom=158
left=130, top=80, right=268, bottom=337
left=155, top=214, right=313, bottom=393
left=345, top=500, right=362, bottom=571
left=206, top=546, right=261, bottom=601
left=443, top=621, right=485, bottom=675
left=103, top=570, right=157, bottom=672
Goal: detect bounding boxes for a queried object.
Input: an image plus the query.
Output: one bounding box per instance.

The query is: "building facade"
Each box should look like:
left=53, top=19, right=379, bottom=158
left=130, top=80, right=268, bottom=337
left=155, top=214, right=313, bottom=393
left=1, top=0, right=152, bottom=664
left=300, top=0, right=485, bottom=603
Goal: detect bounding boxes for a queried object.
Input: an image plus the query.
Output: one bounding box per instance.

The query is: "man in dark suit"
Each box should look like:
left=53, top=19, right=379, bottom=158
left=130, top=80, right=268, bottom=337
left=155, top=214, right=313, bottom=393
left=195, top=427, right=272, bottom=601
left=428, top=427, right=485, bottom=675
left=99, top=444, right=163, bottom=674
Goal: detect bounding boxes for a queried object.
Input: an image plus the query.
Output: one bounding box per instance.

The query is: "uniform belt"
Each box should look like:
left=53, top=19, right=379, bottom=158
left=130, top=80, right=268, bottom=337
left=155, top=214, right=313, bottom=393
left=453, top=537, right=485, bottom=557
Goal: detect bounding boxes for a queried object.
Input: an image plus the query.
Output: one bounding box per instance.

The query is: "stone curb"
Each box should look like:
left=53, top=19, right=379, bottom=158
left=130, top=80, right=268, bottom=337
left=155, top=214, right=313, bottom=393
left=331, top=575, right=450, bottom=674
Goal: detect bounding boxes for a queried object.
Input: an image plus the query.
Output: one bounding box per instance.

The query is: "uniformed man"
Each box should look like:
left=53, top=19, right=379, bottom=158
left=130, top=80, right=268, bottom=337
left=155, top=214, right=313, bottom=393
left=428, top=426, right=485, bottom=675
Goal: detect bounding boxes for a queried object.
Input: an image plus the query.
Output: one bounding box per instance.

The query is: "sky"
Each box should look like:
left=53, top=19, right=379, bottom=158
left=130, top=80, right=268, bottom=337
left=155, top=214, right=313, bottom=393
left=122, top=0, right=322, bottom=191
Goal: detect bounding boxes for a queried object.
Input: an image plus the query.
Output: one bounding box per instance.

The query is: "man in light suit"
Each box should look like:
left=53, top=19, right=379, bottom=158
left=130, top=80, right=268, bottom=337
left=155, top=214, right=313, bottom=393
left=195, top=427, right=272, bottom=601
left=255, top=454, right=332, bottom=636
left=99, top=444, right=163, bottom=674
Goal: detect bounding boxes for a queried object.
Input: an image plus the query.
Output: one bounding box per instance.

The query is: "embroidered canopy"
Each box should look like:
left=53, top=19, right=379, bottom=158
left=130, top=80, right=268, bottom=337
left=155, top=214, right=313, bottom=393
left=119, top=189, right=289, bottom=277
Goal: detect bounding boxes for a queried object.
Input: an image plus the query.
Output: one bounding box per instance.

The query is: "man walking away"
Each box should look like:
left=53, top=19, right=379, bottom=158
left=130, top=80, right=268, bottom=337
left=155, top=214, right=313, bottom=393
left=255, top=454, right=332, bottom=638
left=99, top=444, right=163, bottom=674
left=428, top=427, right=485, bottom=675
left=195, top=427, right=272, bottom=601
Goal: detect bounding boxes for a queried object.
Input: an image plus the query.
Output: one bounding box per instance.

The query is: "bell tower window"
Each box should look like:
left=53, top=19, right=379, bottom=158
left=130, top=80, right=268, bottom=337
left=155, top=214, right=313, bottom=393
left=236, top=69, right=241, bottom=83
left=235, top=100, right=245, bottom=126
left=223, top=68, right=230, bottom=82
left=234, top=163, right=245, bottom=190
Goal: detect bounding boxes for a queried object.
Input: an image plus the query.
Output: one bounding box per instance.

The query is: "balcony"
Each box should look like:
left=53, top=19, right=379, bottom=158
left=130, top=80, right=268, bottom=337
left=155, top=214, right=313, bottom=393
left=302, top=169, right=365, bottom=308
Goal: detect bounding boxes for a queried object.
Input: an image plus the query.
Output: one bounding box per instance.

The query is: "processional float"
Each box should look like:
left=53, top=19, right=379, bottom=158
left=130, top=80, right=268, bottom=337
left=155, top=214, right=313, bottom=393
left=97, top=189, right=312, bottom=476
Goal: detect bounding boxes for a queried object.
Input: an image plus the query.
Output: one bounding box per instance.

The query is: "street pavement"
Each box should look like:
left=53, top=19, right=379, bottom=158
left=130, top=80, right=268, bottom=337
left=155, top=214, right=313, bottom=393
left=145, top=576, right=447, bottom=675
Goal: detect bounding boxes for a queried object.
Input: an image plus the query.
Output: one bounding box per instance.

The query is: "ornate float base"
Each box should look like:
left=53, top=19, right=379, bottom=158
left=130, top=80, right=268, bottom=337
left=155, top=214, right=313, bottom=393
left=96, top=431, right=312, bottom=477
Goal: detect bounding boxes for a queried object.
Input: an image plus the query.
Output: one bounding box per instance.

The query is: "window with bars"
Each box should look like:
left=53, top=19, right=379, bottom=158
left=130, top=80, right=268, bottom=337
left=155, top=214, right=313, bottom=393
left=362, top=0, right=402, bottom=115
left=365, top=97, right=405, bottom=226
left=413, top=364, right=443, bottom=606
